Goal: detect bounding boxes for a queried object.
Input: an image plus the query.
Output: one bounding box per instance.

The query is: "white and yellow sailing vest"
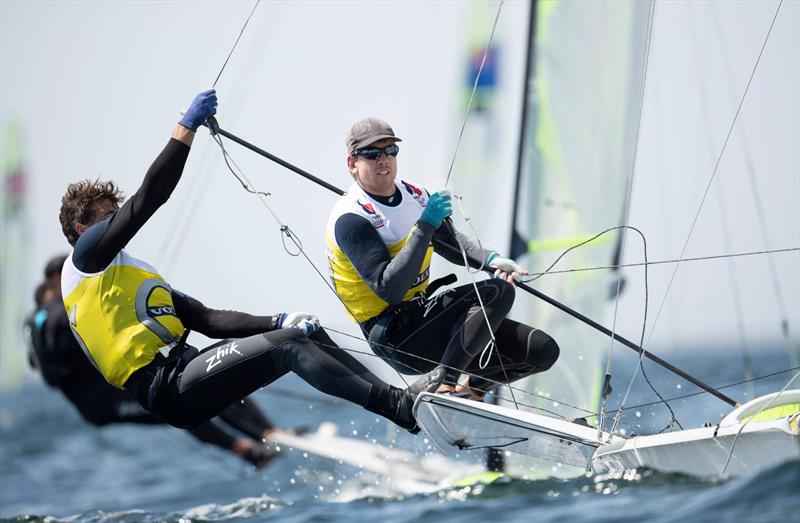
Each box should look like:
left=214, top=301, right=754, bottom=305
left=61, top=251, right=186, bottom=388
left=325, top=179, right=434, bottom=323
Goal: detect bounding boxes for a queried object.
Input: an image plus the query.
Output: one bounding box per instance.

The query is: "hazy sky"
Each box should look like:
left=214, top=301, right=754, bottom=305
left=1, top=0, right=797, bottom=376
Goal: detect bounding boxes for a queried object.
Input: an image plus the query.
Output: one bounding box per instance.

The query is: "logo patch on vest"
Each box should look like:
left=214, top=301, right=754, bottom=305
left=148, top=306, right=176, bottom=317
left=412, top=268, right=430, bottom=287
left=401, top=181, right=426, bottom=206
left=357, top=199, right=385, bottom=229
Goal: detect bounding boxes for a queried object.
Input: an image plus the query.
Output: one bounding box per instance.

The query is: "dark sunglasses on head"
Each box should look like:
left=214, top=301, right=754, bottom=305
left=355, top=143, right=400, bottom=160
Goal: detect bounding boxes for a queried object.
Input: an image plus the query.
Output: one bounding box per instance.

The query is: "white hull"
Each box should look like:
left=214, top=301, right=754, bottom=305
left=414, top=390, right=799, bottom=479
left=592, top=419, right=799, bottom=478
left=414, top=392, right=610, bottom=470
left=593, top=390, right=800, bottom=478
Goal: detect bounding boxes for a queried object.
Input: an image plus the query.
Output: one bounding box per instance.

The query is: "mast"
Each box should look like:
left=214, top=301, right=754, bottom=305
left=508, top=0, right=538, bottom=261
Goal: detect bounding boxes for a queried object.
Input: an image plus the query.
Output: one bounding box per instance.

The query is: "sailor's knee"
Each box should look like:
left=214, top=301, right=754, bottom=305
left=163, top=408, right=204, bottom=429
left=263, top=327, right=307, bottom=345
left=482, top=278, right=515, bottom=309
left=537, top=335, right=560, bottom=371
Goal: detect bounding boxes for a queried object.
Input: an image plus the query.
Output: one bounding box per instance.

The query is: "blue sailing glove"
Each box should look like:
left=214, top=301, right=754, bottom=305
left=276, top=312, right=320, bottom=336
left=179, top=89, right=218, bottom=131
left=419, top=189, right=453, bottom=229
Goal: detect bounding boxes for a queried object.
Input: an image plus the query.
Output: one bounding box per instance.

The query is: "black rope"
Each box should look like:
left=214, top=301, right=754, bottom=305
left=212, top=0, right=261, bottom=88
left=604, top=365, right=800, bottom=416
left=520, top=247, right=799, bottom=280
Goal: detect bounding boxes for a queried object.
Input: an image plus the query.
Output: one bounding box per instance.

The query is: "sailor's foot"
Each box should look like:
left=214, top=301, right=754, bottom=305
left=453, top=384, right=486, bottom=402
left=283, top=426, right=310, bottom=437
left=434, top=384, right=457, bottom=394
left=395, top=365, right=447, bottom=433
left=434, top=376, right=485, bottom=401
left=239, top=440, right=280, bottom=469
left=260, top=426, right=310, bottom=449
left=264, top=426, right=310, bottom=440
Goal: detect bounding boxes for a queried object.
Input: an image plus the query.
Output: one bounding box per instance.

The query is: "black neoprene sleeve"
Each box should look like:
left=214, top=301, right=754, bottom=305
left=334, top=213, right=435, bottom=304
left=171, top=290, right=280, bottom=338
left=73, top=138, right=190, bottom=273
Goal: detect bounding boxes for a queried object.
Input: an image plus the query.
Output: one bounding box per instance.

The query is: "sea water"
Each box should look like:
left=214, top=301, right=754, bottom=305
left=1, top=348, right=798, bottom=522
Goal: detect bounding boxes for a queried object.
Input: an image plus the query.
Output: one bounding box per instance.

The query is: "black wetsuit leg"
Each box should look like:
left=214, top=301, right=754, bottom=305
left=62, top=374, right=244, bottom=453
left=370, top=280, right=515, bottom=383
left=216, top=399, right=273, bottom=441
left=463, top=318, right=560, bottom=393
left=187, top=421, right=237, bottom=449
left=135, top=328, right=405, bottom=429
left=62, top=378, right=163, bottom=426
left=213, top=329, right=385, bottom=439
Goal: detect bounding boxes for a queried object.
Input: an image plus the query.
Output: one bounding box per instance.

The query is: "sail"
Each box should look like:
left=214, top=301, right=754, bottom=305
left=0, top=120, right=30, bottom=390
left=508, top=0, right=652, bottom=422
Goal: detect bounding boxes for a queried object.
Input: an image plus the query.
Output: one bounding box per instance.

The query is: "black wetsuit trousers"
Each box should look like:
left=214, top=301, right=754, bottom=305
left=368, top=279, right=560, bottom=391
left=62, top=376, right=272, bottom=450
left=125, top=328, right=396, bottom=429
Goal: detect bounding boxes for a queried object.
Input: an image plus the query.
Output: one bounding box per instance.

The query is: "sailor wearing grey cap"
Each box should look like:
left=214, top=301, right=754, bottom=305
left=325, top=118, right=561, bottom=400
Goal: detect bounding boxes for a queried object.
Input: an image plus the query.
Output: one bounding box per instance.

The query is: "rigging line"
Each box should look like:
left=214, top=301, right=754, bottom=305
left=155, top=142, right=216, bottom=274
left=606, top=227, right=683, bottom=437
left=161, top=14, right=277, bottom=274
left=447, top=201, right=518, bottom=407
left=436, top=0, right=519, bottom=407
left=451, top=221, right=520, bottom=410
left=159, top=0, right=266, bottom=273
left=688, top=3, right=754, bottom=396
left=521, top=247, right=800, bottom=280
left=600, top=0, right=658, bottom=441
left=506, top=220, right=682, bottom=434
left=160, top=54, right=267, bottom=272
left=307, top=340, right=589, bottom=423
left=212, top=0, right=261, bottom=89
left=424, top=1, right=501, bottom=388
left=603, top=365, right=800, bottom=416
left=261, top=386, right=348, bottom=407
left=643, top=0, right=784, bottom=350
left=320, top=325, right=598, bottom=419
left=443, top=0, right=504, bottom=189
left=710, top=1, right=797, bottom=367
left=720, top=369, right=799, bottom=476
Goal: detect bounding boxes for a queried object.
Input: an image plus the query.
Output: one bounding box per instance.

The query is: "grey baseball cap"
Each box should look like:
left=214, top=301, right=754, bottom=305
left=346, top=117, right=402, bottom=154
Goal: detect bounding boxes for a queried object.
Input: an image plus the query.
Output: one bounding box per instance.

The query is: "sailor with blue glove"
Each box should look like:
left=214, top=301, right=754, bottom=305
left=324, top=117, right=560, bottom=400
left=56, top=93, right=443, bottom=435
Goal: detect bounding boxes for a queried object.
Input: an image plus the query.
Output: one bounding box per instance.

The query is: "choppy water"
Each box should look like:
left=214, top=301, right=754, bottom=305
left=2, top=348, right=798, bottom=522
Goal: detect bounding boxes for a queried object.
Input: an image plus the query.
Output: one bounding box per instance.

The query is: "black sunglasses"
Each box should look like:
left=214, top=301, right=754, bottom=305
left=355, top=143, right=400, bottom=160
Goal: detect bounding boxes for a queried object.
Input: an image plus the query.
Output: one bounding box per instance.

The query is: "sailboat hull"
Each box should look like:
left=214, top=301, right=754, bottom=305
left=592, top=389, right=800, bottom=478
left=414, top=392, right=610, bottom=470
left=592, top=418, right=799, bottom=478
left=415, top=390, right=799, bottom=479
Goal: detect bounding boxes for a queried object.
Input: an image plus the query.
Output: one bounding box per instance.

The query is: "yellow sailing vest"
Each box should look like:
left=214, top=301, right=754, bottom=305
left=61, top=251, right=186, bottom=388
left=325, top=179, right=433, bottom=323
